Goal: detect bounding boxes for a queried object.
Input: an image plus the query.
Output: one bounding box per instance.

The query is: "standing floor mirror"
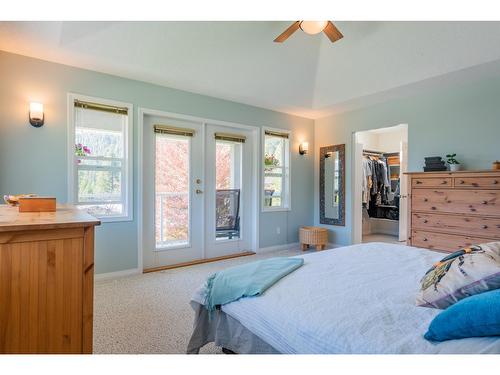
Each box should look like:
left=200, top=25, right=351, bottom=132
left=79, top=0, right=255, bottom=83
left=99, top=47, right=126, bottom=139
left=320, top=144, right=345, bottom=226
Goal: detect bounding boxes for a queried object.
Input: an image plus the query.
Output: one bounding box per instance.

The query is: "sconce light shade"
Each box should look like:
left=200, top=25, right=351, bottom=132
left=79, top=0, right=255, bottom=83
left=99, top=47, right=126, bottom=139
left=299, top=142, right=309, bottom=155
left=29, top=102, right=44, bottom=127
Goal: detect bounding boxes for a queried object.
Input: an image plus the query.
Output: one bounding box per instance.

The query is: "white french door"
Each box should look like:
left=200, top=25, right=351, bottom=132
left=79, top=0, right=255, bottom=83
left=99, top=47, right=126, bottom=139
left=204, top=124, right=253, bottom=259
left=142, top=114, right=255, bottom=270
left=143, top=115, right=204, bottom=268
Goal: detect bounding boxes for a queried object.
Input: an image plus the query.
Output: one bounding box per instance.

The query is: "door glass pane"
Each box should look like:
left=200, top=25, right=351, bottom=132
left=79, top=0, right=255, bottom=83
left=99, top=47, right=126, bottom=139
left=155, top=134, right=190, bottom=249
left=215, top=140, right=241, bottom=241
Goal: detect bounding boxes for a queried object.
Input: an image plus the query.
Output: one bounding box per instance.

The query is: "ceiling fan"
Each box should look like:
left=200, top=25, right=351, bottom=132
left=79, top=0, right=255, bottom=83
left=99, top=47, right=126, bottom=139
left=274, top=21, right=343, bottom=43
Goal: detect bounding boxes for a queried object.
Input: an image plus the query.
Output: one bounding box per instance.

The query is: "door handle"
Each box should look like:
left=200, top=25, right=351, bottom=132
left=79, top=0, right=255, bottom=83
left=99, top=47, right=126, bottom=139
left=195, top=189, right=203, bottom=194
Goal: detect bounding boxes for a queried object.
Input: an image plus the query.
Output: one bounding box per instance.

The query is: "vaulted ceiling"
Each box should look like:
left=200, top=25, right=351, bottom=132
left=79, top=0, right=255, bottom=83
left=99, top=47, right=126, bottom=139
left=2, top=21, right=500, bottom=119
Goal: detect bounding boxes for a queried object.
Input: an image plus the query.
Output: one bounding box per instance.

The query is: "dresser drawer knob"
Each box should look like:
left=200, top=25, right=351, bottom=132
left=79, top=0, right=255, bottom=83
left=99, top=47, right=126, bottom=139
left=493, top=180, right=499, bottom=185
left=482, top=201, right=488, bottom=205
left=424, top=198, right=428, bottom=202
left=459, top=180, right=465, bottom=184
left=423, top=238, right=428, bottom=242
left=441, top=181, right=447, bottom=184
left=482, top=225, right=488, bottom=229
left=431, top=206, right=436, bottom=210
left=472, top=183, right=479, bottom=187
left=423, top=219, right=428, bottom=223
left=416, top=180, right=422, bottom=184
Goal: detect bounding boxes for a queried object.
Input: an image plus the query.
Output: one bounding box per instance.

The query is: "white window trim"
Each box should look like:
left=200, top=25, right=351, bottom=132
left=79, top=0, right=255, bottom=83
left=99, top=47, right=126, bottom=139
left=261, top=126, right=292, bottom=212
left=67, top=93, right=134, bottom=222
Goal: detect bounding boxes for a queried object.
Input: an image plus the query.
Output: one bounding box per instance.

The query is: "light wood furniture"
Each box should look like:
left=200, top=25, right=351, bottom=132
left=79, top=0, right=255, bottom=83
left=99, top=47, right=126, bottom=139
left=18, top=196, right=56, bottom=212
left=299, top=226, right=328, bottom=251
left=406, top=170, right=500, bottom=253
left=0, top=205, right=100, bottom=354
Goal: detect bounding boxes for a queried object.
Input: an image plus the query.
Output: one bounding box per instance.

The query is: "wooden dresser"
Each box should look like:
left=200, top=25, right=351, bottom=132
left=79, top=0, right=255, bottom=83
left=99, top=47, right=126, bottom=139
left=0, top=205, right=100, bottom=353
left=406, top=170, right=500, bottom=252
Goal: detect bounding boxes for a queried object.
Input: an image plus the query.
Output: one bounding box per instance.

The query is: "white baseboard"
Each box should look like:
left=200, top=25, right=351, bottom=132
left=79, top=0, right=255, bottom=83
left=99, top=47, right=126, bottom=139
left=257, top=242, right=300, bottom=254
left=94, top=268, right=141, bottom=281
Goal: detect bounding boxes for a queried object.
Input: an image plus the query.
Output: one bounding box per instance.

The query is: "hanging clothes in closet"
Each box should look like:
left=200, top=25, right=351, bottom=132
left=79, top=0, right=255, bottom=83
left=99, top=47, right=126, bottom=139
left=362, top=151, right=399, bottom=220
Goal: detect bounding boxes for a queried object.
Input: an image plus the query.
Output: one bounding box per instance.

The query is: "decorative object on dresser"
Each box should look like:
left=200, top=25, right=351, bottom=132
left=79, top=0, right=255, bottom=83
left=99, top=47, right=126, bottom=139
left=0, top=205, right=100, bottom=353
left=299, top=226, right=328, bottom=251
left=423, top=156, right=447, bottom=172
left=18, top=196, right=56, bottom=212
left=446, top=153, right=461, bottom=172
left=406, top=170, right=500, bottom=253
left=3, top=193, right=37, bottom=206
left=493, top=160, right=500, bottom=170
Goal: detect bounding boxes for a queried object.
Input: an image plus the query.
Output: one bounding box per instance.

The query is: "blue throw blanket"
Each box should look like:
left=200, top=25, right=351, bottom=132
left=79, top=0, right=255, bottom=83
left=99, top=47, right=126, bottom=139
left=204, top=257, right=304, bottom=312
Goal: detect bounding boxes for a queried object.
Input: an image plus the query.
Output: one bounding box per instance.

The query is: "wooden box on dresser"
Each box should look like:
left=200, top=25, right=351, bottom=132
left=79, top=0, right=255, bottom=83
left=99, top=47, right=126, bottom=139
left=0, top=205, right=100, bottom=354
left=406, top=170, right=500, bottom=253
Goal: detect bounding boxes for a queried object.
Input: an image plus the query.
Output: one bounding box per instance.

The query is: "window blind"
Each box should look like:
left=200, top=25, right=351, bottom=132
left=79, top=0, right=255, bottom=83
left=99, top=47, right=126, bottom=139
left=74, top=99, right=128, bottom=115
left=214, top=132, right=246, bottom=143
left=154, top=125, right=195, bottom=137
left=264, top=130, right=289, bottom=139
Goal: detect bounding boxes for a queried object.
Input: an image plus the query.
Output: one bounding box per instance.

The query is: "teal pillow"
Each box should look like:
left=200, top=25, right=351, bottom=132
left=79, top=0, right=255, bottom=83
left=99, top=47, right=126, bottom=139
left=424, top=288, right=500, bottom=342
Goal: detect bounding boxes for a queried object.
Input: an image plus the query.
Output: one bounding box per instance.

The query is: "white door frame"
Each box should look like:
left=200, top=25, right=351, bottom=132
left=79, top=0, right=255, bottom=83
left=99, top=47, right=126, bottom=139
left=351, top=124, right=408, bottom=244
left=351, top=136, right=363, bottom=244
left=137, top=107, right=260, bottom=271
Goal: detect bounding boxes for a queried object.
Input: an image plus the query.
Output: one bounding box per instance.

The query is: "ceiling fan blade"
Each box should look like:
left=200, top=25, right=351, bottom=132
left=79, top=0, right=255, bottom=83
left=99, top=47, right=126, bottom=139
left=274, top=21, right=301, bottom=43
left=323, top=21, right=344, bottom=43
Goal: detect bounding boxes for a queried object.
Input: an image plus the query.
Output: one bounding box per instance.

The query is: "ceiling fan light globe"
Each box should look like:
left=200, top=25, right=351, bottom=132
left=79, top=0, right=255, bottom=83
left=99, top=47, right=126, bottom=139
left=300, top=21, right=328, bottom=35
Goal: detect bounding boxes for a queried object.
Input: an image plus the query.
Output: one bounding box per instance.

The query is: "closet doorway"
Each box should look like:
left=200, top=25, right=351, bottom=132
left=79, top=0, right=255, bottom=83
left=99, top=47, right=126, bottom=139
left=352, top=124, right=408, bottom=245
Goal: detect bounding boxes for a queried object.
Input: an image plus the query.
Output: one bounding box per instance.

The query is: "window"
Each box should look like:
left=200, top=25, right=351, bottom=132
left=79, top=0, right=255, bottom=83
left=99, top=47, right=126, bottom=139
left=262, top=128, right=291, bottom=211
left=68, top=94, right=133, bottom=221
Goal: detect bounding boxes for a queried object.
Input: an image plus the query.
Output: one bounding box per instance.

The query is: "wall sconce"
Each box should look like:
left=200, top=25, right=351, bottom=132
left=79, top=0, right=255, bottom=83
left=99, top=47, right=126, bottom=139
left=29, top=102, right=44, bottom=127
left=299, top=142, right=309, bottom=155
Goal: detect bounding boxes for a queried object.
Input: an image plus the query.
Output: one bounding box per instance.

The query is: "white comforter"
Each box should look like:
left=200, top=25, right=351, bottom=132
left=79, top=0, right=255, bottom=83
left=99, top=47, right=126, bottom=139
left=192, top=243, right=500, bottom=354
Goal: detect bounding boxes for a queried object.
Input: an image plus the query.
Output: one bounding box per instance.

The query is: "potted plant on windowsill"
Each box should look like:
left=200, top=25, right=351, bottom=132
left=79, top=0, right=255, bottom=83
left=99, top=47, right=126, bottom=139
left=446, top=153, right=461, bottom=172
left=264, top=153, right=280, bottom=172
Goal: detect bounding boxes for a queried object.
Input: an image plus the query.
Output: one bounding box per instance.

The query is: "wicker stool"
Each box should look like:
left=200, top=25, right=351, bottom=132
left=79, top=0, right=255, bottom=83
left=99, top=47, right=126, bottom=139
left=299, top=226, right=328, bottom=251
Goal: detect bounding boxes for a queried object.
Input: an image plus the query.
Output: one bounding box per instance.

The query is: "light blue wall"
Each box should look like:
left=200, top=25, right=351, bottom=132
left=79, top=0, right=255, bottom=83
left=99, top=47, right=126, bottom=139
left=0, top=51, right=315, bottom=274
left=314, top=74, right=500, bottom=246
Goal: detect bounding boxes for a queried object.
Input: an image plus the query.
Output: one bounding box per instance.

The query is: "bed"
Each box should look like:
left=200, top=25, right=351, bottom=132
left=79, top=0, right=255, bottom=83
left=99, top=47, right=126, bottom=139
left=187, top=242, right=500, bottom=354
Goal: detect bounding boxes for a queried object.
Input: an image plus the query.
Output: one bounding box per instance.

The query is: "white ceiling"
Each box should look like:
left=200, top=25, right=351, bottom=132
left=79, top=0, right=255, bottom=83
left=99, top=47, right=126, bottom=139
left=2, top=21, right=500, bottom=119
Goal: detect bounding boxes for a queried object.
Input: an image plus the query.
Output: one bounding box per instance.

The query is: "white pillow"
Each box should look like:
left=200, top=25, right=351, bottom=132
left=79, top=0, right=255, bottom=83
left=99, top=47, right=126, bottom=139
left=416, top=242, right=500, bottom=309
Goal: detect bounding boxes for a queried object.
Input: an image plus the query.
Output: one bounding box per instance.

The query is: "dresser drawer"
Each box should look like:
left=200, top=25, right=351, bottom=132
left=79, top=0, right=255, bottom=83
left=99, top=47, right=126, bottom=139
left=412, top=213, right=500, bottom=239
left=411, top=230, right=492, bottom=253
left=412, top=177, right=452, bottom=188
left=454, top=176, right=500, bottom=189
left=412, top=189, right=500, bottom=216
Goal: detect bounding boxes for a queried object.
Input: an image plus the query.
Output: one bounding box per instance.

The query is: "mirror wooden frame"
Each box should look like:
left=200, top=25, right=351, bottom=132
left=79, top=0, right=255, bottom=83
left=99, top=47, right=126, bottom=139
left=319, top=144, right=345, bottom=226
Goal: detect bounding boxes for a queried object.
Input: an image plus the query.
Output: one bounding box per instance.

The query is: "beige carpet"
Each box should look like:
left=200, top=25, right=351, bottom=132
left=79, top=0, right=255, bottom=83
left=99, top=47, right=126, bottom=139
left=93, top=247, right=305, bottom=354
